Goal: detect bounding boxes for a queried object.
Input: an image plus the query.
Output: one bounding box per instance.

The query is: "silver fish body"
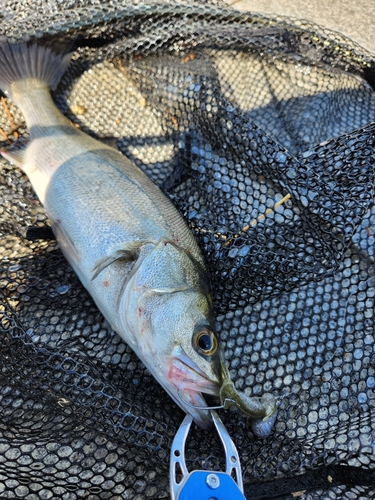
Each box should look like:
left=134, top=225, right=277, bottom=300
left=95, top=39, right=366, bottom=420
left=0, top=45, right=223, bottom=428
left=46, top=146, right=221, bottom=427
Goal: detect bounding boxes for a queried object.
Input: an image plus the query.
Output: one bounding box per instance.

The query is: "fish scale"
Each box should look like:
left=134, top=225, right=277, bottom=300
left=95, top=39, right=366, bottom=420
left=44, top=149, right=200, bottom=264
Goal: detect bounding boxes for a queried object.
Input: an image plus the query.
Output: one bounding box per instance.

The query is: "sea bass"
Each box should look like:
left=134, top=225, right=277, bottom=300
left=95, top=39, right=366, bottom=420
left=0, top=41, right=226, bottom=428
left=0, top=42, right=277, bottom=431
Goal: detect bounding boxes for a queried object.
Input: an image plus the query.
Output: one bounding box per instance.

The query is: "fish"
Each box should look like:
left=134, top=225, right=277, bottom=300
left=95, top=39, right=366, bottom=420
left=0, top=41, right=278, bottom=432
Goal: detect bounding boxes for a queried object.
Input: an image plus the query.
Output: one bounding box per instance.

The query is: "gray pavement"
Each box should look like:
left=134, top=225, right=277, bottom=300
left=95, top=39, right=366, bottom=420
left=227, top=0, right=375, bottom=54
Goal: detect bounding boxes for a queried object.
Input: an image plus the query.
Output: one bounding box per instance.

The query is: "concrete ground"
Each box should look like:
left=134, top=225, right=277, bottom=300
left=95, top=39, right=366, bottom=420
left=226, top=0, right=375, bottom=54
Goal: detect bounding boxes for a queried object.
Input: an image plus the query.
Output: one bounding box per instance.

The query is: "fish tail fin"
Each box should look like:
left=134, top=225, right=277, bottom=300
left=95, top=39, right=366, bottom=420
left=0, top=40, right=73, bottom=100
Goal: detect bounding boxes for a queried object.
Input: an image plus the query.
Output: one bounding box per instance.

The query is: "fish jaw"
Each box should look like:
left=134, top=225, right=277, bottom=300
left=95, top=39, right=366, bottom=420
left=165, top=347, right=220, bottom=428
left=129, top=344, right=221, bottom=429
left=167, top=348, right=219, bottom=395
left=127, top=344, right=218, bottom=429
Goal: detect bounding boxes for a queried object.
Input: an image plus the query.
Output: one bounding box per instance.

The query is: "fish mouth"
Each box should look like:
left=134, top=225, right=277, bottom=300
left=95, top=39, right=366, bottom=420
left=166, top=349, right=220, bottom=428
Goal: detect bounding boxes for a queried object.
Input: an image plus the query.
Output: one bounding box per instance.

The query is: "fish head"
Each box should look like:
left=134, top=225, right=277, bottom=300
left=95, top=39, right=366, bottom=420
left=120, top=240, right=226, bottom=428
left=148, top=289, right=224, bottom=428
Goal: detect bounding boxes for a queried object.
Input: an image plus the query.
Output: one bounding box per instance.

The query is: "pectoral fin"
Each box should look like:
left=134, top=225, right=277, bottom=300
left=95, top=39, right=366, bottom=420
left=148, top=284, right=190, bottom=294
left=91, top=241, right=148, bottom=281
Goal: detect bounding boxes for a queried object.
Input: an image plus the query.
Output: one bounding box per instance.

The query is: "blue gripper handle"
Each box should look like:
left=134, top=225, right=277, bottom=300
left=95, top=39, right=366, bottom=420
left=178, top=471, right=246, bottom=500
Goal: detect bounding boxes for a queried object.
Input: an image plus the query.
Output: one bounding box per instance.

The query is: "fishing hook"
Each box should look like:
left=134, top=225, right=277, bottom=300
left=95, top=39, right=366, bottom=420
left=177, top=388, right=236, bottom=410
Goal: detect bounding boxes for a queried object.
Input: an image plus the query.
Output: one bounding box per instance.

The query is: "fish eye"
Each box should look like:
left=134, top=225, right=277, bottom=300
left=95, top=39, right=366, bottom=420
left=194, top=327, right=218, bottom=356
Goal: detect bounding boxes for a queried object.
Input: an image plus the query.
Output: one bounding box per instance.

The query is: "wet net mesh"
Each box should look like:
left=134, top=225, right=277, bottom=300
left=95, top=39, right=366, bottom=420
left=1, top=1, right=375, bottom=498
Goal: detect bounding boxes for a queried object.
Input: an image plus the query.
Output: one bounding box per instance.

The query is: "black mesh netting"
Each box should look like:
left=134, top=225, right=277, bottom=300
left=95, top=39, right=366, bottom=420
left=1, top=1, right=375, bottom=498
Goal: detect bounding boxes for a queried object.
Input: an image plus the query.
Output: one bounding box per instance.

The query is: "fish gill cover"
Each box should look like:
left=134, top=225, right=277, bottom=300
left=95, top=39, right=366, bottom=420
left=0, top=0, right=375, bottom=498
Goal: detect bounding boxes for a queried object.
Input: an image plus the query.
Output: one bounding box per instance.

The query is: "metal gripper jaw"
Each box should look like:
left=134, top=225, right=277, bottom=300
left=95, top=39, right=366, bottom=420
left=170, top=410, right=246, bottom=500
